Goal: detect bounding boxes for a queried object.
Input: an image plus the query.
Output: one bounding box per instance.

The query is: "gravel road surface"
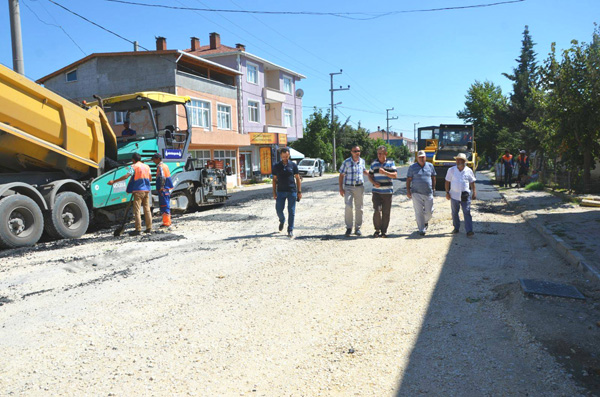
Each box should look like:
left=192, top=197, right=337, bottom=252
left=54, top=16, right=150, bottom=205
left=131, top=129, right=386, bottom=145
left=0, top=171, right=589, bottom=396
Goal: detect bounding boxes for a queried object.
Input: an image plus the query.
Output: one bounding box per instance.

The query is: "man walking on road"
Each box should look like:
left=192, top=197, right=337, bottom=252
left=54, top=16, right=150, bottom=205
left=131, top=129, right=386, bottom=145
left=339, top=145, right=369, bottom=237
left=445, top=153, right=476, bottom=236
left=272, top=148, right=302, bottom=238
left=368, top=145, right=397, bottom=238
left=151, top=153, right=174, bottom=227
left=501, top=149, right=514, bottom=188
left=108, top=153, right=152, bottom=236
left=407, top=150, right=436, bottom=236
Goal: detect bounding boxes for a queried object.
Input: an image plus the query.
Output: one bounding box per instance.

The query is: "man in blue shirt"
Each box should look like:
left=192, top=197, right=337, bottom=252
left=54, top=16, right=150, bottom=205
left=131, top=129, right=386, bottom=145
left=272, top=148, right=302, bottom=238
left=368, top=145, right=397, bottom=237
left=339, top=145, right=369, bottom=236
left=406, top=150, right=437, bottom=236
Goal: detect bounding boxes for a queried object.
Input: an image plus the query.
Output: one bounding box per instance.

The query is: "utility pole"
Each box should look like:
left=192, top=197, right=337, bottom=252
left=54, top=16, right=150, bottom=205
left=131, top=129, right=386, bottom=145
left=386, top=108, right=398, bottom=144
left=413, top=122, right=420, bottom=152
left=330, top=70, right=349, bottom=169
left=8, top=0, right=25, bottom=75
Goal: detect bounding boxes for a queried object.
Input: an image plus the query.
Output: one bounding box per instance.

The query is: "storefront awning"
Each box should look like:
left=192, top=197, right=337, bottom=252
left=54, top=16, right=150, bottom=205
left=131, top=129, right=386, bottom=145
left=289, top=147, right=305, bottom=160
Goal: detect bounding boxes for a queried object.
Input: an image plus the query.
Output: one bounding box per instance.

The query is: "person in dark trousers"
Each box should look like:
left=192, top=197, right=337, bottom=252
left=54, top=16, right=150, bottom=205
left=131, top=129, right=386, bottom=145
left=501, top=149, right=514, bottom=188
left=516, top=150, right=529, bottom=188
left=445, top=153, right=477, bottom=236
left=272, top=148, right=302, bottom=238
left=368, top=145, right=397, bottom=238
left=108, top=152, right=152, bottom=235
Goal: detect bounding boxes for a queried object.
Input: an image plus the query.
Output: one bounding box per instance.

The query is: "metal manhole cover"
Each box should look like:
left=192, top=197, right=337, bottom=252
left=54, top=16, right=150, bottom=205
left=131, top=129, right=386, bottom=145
left=519, top=279, right=585, bottom=300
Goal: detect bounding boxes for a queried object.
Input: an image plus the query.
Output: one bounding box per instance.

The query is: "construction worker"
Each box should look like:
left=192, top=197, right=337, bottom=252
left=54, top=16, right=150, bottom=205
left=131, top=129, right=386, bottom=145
left=501, top=149, right=514, bottom=188
left=151, top=153, right=174, bottom=227
left=516, top=150, right=530, bottom=188
left=107, top=152, right=152, bottom=236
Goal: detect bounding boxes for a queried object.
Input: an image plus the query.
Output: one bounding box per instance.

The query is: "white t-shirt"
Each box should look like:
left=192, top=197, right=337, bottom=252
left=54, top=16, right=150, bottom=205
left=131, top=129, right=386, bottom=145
left=445, top=165, right=476, bottom=201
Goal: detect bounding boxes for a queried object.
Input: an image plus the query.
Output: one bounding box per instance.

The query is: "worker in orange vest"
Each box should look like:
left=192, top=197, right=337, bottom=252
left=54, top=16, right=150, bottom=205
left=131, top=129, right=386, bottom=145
left=501, top=149, right=514, bottom=188
left=151, top=153, right=174, bottom=227
left=516, top=150, right=530, bottom=187
left=108, top=152, right=153, bottom=235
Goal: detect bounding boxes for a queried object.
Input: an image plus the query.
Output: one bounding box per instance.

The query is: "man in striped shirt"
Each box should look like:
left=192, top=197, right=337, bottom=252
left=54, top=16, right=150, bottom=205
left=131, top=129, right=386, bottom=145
left=339, top=145, right=369, bottom=236
left=368, top=146, right=397, bottom=237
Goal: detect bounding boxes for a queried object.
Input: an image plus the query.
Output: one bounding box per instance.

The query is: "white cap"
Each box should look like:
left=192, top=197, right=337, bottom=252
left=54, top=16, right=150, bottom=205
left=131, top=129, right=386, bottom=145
left=454, top=153, right=468, bottom=161
left=417, top=150, right=426, bottom=157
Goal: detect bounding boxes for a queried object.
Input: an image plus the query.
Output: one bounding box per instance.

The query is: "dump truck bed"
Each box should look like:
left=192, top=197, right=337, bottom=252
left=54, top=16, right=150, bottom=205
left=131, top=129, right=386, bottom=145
left=0, top=64, right=117, bottom=179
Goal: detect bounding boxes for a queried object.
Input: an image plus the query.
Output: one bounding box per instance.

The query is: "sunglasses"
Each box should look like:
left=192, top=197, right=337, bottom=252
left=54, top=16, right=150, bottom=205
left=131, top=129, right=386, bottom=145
left=352, top=150, right=361, bottom=153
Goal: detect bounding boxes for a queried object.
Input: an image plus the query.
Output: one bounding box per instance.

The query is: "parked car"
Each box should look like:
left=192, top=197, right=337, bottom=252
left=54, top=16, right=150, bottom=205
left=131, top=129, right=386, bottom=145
left=298, top=158, right=324, bottom=177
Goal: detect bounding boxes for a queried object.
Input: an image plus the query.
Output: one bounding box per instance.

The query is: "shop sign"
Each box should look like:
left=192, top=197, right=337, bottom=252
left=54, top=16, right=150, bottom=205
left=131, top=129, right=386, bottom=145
left=260, top=147, right=272, bottom=175
left=278, top=134, right=288, bottom=146
left=250, top=133, right=276, bottom=145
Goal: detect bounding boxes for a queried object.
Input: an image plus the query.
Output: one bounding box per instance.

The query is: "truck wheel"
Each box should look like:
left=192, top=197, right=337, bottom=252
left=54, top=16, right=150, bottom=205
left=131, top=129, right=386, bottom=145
left=44, top=192, right=89, bottom=240
left=0, top=195, right=44, bottom=248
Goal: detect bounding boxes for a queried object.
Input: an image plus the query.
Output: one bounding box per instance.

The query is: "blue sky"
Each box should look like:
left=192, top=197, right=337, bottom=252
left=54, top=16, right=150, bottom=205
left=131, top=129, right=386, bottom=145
left=1, top=0, right=598, bottom=138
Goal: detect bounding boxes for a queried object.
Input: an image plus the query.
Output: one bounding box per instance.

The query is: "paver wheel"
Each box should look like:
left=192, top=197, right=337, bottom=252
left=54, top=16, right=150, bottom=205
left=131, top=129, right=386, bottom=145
left=0, top=195, right=44, bottom=248
left=44, top=192, right=89, bottom=240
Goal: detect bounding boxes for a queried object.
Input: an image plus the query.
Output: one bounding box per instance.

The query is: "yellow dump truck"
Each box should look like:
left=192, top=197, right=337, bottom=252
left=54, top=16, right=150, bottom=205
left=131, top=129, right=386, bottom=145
left=0, top=64, right=227, bottom=248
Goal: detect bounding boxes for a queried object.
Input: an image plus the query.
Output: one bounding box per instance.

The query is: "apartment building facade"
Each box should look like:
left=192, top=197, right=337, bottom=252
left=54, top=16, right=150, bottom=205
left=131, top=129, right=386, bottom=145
left=186, top=33, right=305, bottom=180
left=37, top=39, right=248, bottom=186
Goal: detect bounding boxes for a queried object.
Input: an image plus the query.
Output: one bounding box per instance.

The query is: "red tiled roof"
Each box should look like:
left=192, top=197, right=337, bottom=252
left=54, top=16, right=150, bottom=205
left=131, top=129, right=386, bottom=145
left=369, top=131, right=415, bottom=142
left=185, top=44, right=240, bottom=56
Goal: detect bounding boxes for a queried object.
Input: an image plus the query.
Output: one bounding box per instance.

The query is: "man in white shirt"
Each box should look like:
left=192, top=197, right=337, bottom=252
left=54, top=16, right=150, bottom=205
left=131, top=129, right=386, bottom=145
left=445, top=153, right=477, bottom=236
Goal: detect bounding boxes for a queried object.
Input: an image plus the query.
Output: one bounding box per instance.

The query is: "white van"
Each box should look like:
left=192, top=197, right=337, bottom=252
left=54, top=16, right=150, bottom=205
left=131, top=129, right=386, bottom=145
left=298, top=158, right=324, bottom=177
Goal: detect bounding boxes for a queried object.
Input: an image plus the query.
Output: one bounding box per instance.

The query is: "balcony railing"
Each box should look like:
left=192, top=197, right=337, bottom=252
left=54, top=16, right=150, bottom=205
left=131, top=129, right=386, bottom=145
left=263, top=87, right=286, bottom=103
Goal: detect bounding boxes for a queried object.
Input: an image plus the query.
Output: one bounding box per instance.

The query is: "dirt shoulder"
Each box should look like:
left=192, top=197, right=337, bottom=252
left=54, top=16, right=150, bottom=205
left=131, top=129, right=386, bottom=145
left=0, top=177, right=597, bottom=395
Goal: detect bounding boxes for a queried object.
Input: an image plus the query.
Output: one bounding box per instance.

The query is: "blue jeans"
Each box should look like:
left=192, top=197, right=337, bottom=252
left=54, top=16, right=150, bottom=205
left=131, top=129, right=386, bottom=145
left=276, top=191, right=297, bottom=232
left=451, top=198, right=473, bottom=233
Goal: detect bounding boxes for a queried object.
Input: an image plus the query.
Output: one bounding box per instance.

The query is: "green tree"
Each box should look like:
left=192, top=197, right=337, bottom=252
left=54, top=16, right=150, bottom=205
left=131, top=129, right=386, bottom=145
left=457, top=80, right=507, bottom=160
left=502, top=25, right=541, bottom=151
left=290, top=108, right=333, bottom=163
left=540, top=27, right=600, bottom=191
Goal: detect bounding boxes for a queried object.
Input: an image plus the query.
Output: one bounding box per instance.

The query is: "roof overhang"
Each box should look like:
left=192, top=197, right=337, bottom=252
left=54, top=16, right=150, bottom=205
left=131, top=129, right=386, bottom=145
left=177, top=51, right=241, bottom=75
left=199, top=51, right=306, bottom=80
left=88, top=91, right=190, bottom=111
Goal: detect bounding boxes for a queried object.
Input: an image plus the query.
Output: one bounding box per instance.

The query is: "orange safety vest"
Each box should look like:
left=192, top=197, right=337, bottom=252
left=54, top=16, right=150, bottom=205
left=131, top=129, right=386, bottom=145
left=126, top=162, right=151, bottom=193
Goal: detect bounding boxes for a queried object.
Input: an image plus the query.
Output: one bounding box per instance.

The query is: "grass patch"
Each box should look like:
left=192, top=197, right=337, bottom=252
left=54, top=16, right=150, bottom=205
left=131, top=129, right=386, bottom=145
left=525, top=181, right=545, bottom=191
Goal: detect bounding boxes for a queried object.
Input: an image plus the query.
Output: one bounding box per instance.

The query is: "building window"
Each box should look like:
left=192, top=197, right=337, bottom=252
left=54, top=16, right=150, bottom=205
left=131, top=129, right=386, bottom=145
left=283, top=76, right=292, bottom=94
left=217, top=104, right=232, bottom=130
left=214, top=149, right=237, bottom=174
left=191, top=149, right=211, bottom=167
left=114, top=111, right=127, bottom=125
left=247, top=62, right=258, bottom=84
left=189, top=99, right=211, bottom=129
left=248, top=100, right=260, bottom=123
left=65, top=69, right=77, bottom=82
left=284, top=109, right=294, bottom=127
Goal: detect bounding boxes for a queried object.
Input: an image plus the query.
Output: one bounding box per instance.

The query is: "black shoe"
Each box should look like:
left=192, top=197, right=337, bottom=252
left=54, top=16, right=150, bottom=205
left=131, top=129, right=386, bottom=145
left=279, top=221, right=284, bottom=232
left=380, top=233, right=388, bottom=238
left=452, top=229, right=459, bottom=234
left=345, top=228, right=352, bottom=236
left=354, top=229, right=362, bottom=236
left=419, top=231, right=426, bottom=236
left=144, top=229, right=152, bottom=234
left=129, top=230, right=141, bottom=236
left=424, top=223, right=429, bottom=231
left=467, top=231, right=475, bottom=237
left=373, top=231, right=381, bottom=238
left=288, top=230, right=294, bottom=238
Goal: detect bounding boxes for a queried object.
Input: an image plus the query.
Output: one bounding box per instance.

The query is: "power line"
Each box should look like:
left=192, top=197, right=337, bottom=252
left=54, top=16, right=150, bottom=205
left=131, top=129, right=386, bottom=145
left=23, top=0, right=86, bottom=56
left=103, top=0, right=526, bottom=21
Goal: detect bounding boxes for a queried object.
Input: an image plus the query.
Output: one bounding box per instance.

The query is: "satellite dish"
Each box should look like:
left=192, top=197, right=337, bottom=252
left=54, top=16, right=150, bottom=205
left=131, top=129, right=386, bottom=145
left=295, top=88, right=304, bottom=98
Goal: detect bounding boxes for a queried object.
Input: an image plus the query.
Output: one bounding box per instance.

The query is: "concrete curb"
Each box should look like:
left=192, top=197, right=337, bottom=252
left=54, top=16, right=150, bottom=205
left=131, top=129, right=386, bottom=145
left=501, top=192, right=600, bottom=283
